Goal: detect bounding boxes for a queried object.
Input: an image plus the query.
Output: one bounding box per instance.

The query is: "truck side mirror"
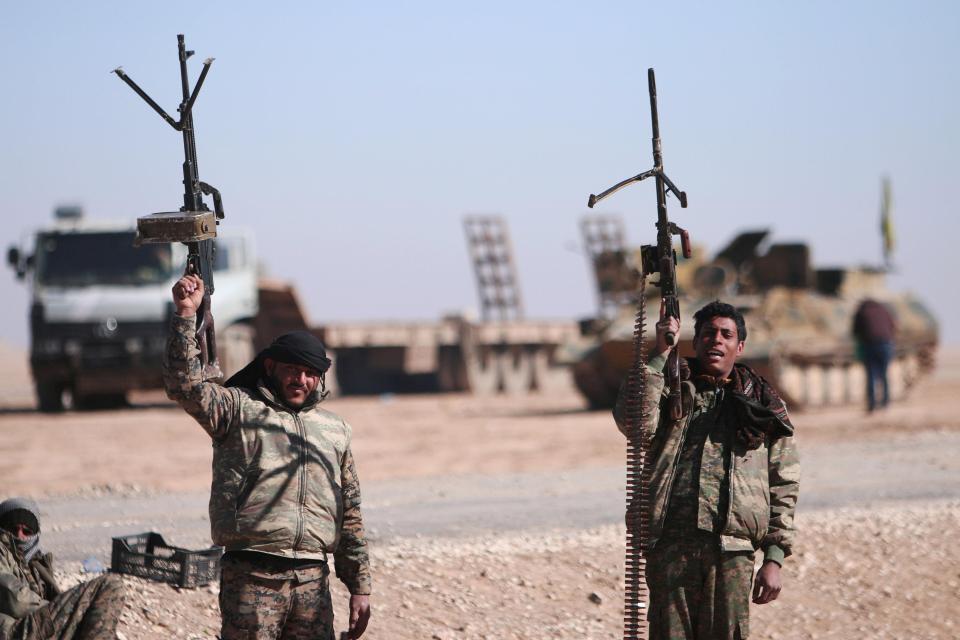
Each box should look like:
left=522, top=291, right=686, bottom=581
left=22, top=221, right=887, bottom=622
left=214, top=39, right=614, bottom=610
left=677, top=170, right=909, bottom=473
left=6, top=246, right=25, bottom=279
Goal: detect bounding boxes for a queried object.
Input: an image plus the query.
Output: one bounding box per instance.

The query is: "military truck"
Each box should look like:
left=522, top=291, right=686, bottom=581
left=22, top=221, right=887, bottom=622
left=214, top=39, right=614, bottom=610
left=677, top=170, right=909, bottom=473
left=7, top=206, right=261, bottom=411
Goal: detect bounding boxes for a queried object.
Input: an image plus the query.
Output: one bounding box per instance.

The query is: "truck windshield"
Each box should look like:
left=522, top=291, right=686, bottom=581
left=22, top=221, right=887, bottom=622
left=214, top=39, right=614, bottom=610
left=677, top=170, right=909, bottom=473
left=35, top=232, right=174, bottom=287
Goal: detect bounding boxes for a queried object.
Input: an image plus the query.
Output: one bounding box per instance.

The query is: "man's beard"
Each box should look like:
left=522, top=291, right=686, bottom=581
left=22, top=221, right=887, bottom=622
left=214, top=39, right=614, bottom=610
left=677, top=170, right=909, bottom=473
left=269, top=374, right=309, bottom=407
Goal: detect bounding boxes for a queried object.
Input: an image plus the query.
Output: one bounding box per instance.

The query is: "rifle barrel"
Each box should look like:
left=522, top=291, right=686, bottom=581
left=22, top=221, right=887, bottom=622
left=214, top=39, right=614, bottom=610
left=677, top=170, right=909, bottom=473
left=178, top=35, right=191, bottom=104
left=648, top=68, right=661, bottom=156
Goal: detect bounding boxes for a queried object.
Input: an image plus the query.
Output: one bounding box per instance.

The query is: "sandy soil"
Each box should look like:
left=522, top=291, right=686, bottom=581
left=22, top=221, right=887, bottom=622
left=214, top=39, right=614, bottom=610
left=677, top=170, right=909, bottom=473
left=74, top=500, right=957, bottom=640
left=2, top=350, right=959, bottom=496
left=2, top=348, right=959, bottom=638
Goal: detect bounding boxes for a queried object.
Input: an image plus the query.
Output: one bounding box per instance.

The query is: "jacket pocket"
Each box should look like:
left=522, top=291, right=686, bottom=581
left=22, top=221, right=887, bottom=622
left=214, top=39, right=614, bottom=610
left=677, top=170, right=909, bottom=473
left=234, top=472, right=256, bottom=516
left=728, top=446, right=770, bottom=546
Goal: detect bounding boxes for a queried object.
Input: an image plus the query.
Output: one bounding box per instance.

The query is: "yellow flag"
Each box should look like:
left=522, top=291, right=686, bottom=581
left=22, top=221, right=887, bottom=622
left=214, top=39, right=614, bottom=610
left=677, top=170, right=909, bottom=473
left=880, top=177, right=895, bottom=267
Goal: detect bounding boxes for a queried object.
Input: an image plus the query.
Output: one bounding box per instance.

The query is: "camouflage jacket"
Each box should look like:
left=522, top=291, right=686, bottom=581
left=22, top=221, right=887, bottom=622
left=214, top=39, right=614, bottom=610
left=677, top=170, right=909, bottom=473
left=0, top=531, right=59, bottom=635
left=615, top=354, right=800, bottom=563
left=163, top=314, right=371, bottom=595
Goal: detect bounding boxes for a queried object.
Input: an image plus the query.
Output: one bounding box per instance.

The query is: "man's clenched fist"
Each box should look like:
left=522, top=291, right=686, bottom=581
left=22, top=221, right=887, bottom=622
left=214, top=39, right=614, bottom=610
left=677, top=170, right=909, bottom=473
left=172, top=274, right=204, bottom=316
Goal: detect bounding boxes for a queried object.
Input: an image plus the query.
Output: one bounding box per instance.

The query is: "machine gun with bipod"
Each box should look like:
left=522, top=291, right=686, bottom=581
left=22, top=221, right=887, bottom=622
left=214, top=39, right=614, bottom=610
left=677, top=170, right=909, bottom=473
left=113, top=34, right=225, bottom=380
left=587, top=67, right=691, bottom=640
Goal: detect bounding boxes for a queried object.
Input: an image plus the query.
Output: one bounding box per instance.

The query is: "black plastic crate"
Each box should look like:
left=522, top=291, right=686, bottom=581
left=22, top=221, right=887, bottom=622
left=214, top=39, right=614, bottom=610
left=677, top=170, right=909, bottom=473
left=111, top=532, right=222, bottom=588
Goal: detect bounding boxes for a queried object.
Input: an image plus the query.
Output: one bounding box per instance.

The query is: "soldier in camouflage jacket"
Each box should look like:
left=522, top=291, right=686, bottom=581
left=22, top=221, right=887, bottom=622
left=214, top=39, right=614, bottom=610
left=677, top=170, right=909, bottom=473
left=614, top=301, right=800, bottom=640
left=0, top=497, right=125, bottom=639
left=164, top=275, right=371, bottom=640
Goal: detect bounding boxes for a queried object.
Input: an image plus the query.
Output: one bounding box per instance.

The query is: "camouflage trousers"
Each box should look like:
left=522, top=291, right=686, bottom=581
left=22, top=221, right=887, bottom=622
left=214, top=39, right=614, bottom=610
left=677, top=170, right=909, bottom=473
left=219, top=554, right=335, bottom=640
left=646, top=533, right=755, bottom=640
left=11, top=573, right=125, bottom=640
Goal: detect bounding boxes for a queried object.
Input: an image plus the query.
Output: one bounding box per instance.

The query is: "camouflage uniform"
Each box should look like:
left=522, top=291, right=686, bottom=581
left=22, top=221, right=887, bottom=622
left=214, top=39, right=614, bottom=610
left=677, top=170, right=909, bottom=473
left=163, top=314, right=371, bottom=640
left=0, top=530, right=125, bottom=640
left=615, top=353, right=800, bottom=640
left=219, top=553, right=335, bottom=640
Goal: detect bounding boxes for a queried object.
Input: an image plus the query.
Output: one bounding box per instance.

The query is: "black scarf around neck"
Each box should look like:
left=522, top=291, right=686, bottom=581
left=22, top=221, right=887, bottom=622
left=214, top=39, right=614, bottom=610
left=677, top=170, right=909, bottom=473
left=679, top=357, right=794, bottom=448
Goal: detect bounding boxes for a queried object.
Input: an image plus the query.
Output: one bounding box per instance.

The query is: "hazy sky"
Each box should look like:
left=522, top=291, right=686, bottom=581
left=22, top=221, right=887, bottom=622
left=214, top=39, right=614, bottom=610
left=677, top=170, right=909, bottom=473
left=1, top=1, right=957, bottom=346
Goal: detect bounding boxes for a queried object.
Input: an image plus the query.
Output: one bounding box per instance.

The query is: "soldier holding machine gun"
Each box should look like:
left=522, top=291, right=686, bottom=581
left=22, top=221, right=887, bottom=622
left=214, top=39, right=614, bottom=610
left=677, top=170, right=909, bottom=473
left=115, top=35, right=372, bottom=640
left=594, top=69, right=800, bottom=639
left=615, top=299, right=800, bottom=639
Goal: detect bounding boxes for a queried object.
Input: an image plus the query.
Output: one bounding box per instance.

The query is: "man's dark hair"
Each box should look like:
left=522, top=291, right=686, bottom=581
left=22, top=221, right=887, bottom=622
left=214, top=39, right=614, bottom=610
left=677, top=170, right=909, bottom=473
left=693, top=300, right=747, bottom=342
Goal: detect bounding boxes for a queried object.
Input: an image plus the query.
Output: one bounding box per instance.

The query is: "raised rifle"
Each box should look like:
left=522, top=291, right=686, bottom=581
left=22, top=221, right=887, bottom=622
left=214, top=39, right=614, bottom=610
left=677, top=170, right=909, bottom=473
left=587, top=67, right=690, bottom=640
left=113, top=34, right=224, bottom=380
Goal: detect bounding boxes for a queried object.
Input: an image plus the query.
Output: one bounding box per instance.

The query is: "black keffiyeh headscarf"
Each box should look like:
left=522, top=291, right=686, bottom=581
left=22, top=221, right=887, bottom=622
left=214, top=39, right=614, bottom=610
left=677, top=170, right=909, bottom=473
left=224, top=330, right=332, bottom=398
left=0, top=497, right=42, bottom=562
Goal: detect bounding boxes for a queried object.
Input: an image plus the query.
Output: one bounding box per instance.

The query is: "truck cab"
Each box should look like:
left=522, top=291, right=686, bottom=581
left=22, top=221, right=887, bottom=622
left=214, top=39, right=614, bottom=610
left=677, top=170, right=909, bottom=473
left=8, top=207, right=258, bottom=411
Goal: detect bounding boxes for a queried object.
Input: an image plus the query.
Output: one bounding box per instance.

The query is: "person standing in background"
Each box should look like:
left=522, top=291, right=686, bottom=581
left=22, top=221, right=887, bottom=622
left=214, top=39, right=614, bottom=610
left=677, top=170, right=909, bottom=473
left=852, top=298, right=897, bottom=413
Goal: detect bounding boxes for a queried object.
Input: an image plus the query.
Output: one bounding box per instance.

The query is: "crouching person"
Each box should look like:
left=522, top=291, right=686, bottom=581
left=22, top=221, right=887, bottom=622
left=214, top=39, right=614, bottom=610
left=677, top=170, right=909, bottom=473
left=0, top=498, right=126, bottom=640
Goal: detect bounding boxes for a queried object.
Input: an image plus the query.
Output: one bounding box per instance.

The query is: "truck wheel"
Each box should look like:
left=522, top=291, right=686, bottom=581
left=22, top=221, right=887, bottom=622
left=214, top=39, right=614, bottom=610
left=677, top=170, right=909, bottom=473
left=36, top=382, right=65, bottom=413
left=74, top=392, right=128, bottom=411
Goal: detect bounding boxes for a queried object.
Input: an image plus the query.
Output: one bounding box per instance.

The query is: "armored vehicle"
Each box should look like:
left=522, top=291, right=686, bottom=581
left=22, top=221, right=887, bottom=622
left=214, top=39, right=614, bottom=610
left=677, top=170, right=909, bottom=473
left=567, top=227, right=939, bottom=410
left=7, top=207, right=262, bottom=411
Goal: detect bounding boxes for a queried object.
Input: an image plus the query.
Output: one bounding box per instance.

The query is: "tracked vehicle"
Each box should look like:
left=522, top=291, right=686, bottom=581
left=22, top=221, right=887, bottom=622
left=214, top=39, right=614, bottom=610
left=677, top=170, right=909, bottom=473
left=567, top=225, right=939, bottom=410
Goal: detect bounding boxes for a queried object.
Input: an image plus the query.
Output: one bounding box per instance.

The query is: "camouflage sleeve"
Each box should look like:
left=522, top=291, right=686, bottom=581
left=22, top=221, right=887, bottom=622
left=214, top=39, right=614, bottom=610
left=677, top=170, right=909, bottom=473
left=763, top=431, right=800, bottom=561
left=0, top=573, right=45, bottom=620
left=334, top=446, right=371, bottom=595
left=613, top=352, right=667, bottom=437
left=163, top=313, right=241, bottom=440
left=31, top=555, right=59, bottom=599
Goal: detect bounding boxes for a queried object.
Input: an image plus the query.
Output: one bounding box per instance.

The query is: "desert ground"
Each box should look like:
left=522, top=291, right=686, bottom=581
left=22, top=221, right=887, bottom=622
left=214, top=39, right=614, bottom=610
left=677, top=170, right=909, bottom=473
left=1, top=345, right=959, bottom=639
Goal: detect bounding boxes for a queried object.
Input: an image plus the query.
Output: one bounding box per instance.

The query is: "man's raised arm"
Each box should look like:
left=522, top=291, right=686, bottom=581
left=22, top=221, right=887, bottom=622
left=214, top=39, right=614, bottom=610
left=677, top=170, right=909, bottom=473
left=163, top=274, right=240, bottom=440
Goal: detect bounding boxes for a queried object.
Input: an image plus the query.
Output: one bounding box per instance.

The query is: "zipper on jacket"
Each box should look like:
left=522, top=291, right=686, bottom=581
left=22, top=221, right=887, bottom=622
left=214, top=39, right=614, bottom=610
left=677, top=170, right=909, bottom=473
left=292, top=412, right=307, bottom=556
left=657, top=386, right=719, bottom=535
left=720, top=388, right=738, bottom=548
left=721, top=444, right=736, bottom=550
